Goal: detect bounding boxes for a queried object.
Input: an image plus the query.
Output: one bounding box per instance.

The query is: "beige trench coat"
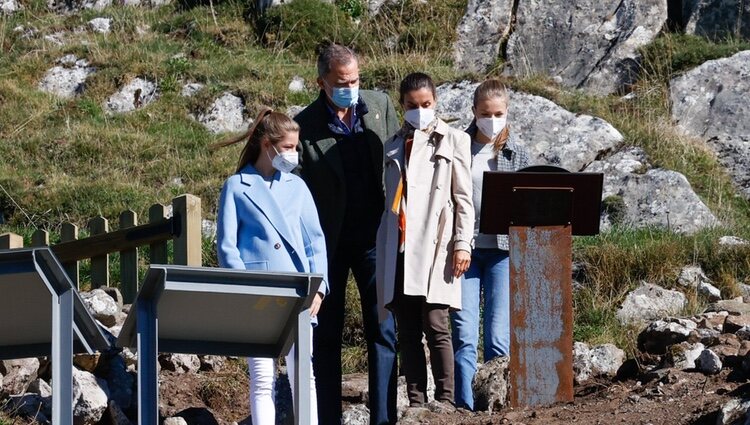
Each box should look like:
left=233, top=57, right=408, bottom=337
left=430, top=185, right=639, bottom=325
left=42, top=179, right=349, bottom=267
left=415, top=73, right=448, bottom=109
left=376, top=119, right=474, bottom=322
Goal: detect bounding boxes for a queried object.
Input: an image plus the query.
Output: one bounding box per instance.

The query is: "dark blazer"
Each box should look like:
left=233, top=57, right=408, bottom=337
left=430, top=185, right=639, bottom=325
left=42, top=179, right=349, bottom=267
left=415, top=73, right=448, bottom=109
left=294, top=90, right=400, bottom=256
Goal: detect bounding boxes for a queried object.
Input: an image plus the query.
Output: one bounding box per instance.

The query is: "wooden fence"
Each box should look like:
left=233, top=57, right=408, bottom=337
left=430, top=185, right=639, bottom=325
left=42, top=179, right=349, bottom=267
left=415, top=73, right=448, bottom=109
left=0, top=194, right=202, bottom=304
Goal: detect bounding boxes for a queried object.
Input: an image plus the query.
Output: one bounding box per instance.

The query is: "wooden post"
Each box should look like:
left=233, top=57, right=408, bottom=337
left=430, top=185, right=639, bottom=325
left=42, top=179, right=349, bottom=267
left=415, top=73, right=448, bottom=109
left=120, top=210, right=139, bottom=304
left=172, top=194, right=201, bottom=266
left=31, top=229, right=49, bottom=247
left=89, top=216, right=110, bottom=288
left=61, top=223, right=80, bottom=289
left=0, top=233, right=23, bottom=249
left=149, top=204, right=168, bottom=265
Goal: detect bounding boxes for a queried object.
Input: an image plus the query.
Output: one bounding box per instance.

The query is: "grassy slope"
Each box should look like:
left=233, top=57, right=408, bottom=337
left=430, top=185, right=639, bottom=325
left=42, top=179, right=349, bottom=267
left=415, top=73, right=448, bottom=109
left=1, top=0, right=749, bottom=367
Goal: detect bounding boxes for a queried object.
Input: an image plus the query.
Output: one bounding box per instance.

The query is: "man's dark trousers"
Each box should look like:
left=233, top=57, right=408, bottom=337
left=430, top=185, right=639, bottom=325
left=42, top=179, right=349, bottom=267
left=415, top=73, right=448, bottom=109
left=314, top=243, right=397, bottom=425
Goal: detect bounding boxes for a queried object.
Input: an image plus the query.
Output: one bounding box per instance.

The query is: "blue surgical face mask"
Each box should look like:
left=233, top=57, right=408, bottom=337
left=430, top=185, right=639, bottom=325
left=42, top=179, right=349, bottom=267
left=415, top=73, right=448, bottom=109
left=325, top=81, right=359, bottom=109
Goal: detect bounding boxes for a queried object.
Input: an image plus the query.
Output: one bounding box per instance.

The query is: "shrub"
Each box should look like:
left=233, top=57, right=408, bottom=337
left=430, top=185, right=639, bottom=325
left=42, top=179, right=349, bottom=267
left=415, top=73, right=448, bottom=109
left=256, top=0, right=357, bottom=58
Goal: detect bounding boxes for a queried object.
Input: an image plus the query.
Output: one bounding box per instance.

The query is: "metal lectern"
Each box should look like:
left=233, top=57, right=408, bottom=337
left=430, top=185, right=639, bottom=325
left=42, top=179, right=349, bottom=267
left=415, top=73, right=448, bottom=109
left=0, top=248, right=112, bottom=425
left=116, top=265, right=322, bottom=425
left=480, top=167, right=603, bottom=407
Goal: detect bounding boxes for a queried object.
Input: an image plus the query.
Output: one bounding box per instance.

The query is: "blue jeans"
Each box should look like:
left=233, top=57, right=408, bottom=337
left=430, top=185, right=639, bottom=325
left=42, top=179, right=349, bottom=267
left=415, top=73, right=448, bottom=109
left=450, top=248, right=510, bottom=410
left=313, top=245, right=398, bottom=425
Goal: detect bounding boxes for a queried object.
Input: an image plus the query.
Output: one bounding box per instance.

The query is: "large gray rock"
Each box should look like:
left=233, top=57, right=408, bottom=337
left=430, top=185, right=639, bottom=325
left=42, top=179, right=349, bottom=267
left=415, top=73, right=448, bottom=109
left=684, top=0, right=750, bottom=40
left=80, top=288, right=119, bottom=327
left=1, top=358, right=40, bottom=396
left=585, top=147, right=718, bottom=233
left=38, top=56, right=95, bottom=99
left=104, top=77, right=158, bottom=114
left=453, top=0, right=514, bottom=73
left=617, top=282, right=688, bottom=325
left=573, top=342, right=626, bottom=384
left=671, top=50, right=750, bottom=199
left=197, top=92, right=249, bottom=134
left=436, top=81, right=623, bottom=171
left=72, top=368, right=109, bottom=425
left=637, top=318, right=696, bottom=354
left=472, top=356, right=509, bottom=413
left=506, top=0, right=668, bottom=95
left=1, top=0, right=21, bottom=14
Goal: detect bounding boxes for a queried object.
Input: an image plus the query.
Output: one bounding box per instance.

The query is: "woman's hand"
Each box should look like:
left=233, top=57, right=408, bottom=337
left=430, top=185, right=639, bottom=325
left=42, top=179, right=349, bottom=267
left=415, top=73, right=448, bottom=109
left=310, top=292, right=324, bottom=318
left=452, top=250, right=471, bottom=278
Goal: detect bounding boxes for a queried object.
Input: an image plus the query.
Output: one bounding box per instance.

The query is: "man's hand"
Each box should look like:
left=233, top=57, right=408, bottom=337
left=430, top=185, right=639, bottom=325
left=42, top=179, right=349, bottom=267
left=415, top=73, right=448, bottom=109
left=452, top=250, right=471, bottom=278
left=310, top=292, right=324, bottom=318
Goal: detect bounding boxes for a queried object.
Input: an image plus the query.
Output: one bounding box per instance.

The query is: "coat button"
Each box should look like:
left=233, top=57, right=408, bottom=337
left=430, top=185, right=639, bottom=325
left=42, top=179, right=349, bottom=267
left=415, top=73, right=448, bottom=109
left=274, top=243, right=281, bottom=249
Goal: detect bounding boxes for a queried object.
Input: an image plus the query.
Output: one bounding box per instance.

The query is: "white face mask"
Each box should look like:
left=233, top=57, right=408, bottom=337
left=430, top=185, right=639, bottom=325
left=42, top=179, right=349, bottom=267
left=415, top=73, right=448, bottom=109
left=404, top=107, right=435, bottom=130
left=268, top=145, right=299, bottom=173
left=476, top=116, right=507, bottom=139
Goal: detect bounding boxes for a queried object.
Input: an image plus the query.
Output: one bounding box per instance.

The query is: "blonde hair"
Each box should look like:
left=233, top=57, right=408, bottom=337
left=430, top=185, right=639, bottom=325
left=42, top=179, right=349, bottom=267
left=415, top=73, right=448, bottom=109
left=473, top=79, right=510, bottom=152
left=210, top=107, right=300, bottom=173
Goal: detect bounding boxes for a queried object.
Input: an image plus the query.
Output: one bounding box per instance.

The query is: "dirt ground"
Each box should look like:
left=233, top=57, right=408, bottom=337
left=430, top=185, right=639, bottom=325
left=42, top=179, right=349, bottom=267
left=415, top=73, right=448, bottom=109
left=156, top=360, right=750, bottom=425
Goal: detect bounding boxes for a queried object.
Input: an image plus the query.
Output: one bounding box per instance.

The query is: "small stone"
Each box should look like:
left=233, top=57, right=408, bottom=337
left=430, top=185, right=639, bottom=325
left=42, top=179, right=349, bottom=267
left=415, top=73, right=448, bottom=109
left=197, top=92, right=249, bottom=134
left=574, top=342, right=626, bottom=384
left=668, top=342, right=705, bottom=370
left=341, top=404, right=370, bottom=425
left=695, top=349, right=722, bottom=374
left=104, top=77, right=158, bottom=114
left=688, top=328, right=721, bottom=346
left=180, top=83, right=204, bottom=97
left=1, top=358, right=40, bottom=397
left=159, top=354, right=200, bottom=373
left=678, top=265, right=709, bottom=288
left=73, top=353, right=101, bottom=373
left=724, top=315, right=750, bottom=334
left=637, top=319, right=696, bottom=355
left=38, top=57, right=96, bottom=99
left=1, top=0, right=21, bottom=14
left=716, top=398, right=750, bottom=425
left=698, top=281, right=722, bottom=302
left=696, top=311, right=727, bottom=331
left=472, top=356, right=509, bottom=413
left=198, top=355, right=225, bottom=372
left=88, top=17, right=112, bottom=34
left=288, top=76, right=305, bottom=92
left=163, top=418, right=188, bottom=425
left=737, top=326, right=750, bottom=341
left=720, top=236, right=749, bottom=247
left=342, top=373, right=369, bottom=403
left=201, top=219, right=216, bottom=241
left=72, top=368, right=109, bottom=425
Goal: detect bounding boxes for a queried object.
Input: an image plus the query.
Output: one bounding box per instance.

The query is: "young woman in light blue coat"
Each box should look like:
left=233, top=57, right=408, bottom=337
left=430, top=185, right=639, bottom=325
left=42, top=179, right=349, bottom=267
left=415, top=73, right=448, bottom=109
left=216, top=108, right=328, bottom=425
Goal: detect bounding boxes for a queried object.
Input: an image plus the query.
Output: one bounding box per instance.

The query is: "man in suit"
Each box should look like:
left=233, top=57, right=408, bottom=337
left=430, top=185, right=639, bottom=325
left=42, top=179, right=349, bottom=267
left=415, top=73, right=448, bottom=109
left=294, top=44, right=399, bottom=425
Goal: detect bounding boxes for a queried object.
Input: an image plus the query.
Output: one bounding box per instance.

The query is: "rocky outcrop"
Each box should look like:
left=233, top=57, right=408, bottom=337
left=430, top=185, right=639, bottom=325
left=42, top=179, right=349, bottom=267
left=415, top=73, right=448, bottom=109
left=684, top=0, right=750, bottom=40
left=618, top=283, right=688, bottom=326
left=453, top=0, right=514, bottom=73
left=196, top=92, right=249, bottom=134
left=436, top=81, right=623, bottom=171
left=670, top=50, right=750, bottom=199
left=506, top=0, right=668, bottom=95
left=585, top=147, right=719, bottom=233
left=38, top=55, right=95, bottom=99
left=104, top=77, right=158, bottom=114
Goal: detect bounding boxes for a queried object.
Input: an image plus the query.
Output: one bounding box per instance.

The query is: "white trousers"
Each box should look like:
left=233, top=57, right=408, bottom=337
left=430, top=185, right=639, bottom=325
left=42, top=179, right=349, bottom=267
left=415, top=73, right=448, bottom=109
left=248, top=337, right=317, bottom=425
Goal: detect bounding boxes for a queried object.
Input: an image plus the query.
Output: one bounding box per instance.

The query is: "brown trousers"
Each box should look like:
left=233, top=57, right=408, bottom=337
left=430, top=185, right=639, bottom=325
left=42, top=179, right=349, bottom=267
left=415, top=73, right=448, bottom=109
left=392, top=253, right=454, bottom=405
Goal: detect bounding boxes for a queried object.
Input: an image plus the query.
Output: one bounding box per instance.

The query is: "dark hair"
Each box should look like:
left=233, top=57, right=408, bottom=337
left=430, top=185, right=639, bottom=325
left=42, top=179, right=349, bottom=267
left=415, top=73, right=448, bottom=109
left=317, top=43, right=358, bottom=78
left=233, top=108, right=300, bottom=172
left=399, top=72, right=436, bottom=105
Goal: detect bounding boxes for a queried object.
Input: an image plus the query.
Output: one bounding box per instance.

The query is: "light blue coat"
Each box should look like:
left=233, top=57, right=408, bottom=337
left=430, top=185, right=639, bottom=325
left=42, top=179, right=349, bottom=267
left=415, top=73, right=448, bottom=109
left=216, top=164, right=329, bottom=297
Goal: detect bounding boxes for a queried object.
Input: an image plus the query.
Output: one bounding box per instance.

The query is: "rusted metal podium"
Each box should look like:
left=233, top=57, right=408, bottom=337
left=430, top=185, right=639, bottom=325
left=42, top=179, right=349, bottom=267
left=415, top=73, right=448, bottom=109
left=481, top=166, right=602, bottom=407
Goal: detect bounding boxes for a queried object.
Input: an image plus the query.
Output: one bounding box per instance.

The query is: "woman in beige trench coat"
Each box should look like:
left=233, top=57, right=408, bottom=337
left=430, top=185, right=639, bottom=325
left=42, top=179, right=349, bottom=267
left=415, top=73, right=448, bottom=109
left=375, top=72, right=474, bottom=408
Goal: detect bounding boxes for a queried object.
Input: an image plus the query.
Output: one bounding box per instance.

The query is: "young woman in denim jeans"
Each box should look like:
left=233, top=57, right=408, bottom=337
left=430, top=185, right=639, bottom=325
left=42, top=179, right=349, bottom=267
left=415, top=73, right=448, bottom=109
left=450, top=79, right=530, bottom=411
